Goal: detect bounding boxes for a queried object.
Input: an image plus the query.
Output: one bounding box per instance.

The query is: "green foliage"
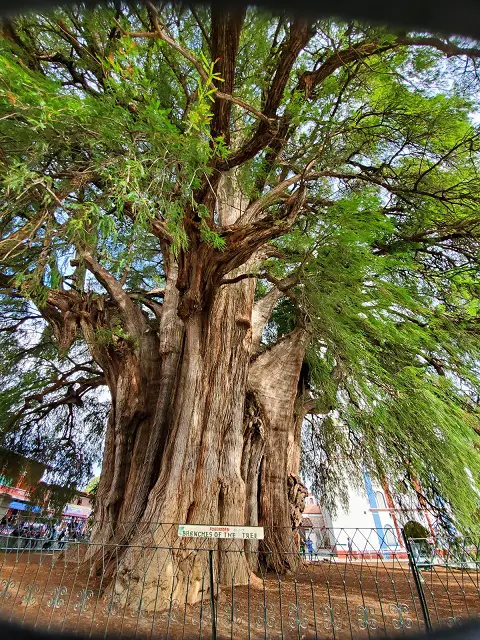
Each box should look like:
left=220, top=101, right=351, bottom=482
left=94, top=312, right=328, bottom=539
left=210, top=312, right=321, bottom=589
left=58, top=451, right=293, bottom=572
left=85, top=476, right=100, bottom=495
left=403, top=520, right=430, bottom=539
left=94, top=325, right=137, bottom=349
left=84, top=476, right=99, bottom=508
left=0, top=16, right=221, bottom=297
left=187, top=52, right=224, bottom=132
left=290, top=194, right=480, bottom=530
left=0, top=5, right=479, bottom=526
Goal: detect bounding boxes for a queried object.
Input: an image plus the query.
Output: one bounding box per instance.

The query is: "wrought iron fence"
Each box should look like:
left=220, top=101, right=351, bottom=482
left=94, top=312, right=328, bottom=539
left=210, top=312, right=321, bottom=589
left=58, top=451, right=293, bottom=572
left=407, top=535, right=480, bottom=631
left=0, top=525, right=478, bottom=639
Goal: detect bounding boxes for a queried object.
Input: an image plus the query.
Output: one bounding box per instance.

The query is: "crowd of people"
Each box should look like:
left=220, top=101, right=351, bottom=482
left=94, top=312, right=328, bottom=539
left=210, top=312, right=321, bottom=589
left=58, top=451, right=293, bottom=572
left=0, top=515, right=89, bottom=550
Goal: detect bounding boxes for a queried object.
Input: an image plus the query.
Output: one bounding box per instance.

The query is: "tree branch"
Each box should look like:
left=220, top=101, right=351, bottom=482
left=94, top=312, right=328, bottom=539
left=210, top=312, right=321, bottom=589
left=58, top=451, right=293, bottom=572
left=218, top=185, right=308, bottom=278
left=398, top=36, right=480, bottom=59
left=238, top=168, right=334, bottom=225
left=79, top=250, right=146, bottom=337
left=219, top=272, right=258, bottom=286
left=220, top=33, right=480, bottom=172
left=189, top=4, right=211, bottom=52
left=210, top=5, right=245, bottom=143
left=298, top=39, right=398, bottom=98
left=129, top=293, right=163, bottom=321
left=120, top=5, right=270, bottom=124
left=217, top=19, right=315, bottom=170
left=251, top=286, right=283, bottom=353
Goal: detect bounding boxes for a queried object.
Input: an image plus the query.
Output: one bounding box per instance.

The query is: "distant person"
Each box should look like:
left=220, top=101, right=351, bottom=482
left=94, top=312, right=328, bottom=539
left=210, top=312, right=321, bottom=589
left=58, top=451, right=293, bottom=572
left=306, top=538, right=313, bottom=560
left=347, top=537, right=354, bottom=560
left=0, top=516, right=9, bottom=535
left=57, top=529, right=67, bottom=550
left=42, top=527, right=55, bottom=550
left=23, top=526, right=35, bottom=549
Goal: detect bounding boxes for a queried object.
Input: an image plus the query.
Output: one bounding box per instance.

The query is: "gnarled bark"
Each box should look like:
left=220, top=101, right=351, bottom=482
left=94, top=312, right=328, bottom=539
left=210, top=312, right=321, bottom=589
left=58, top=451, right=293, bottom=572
left=106, top=261, right=256, bottom=607
left=84, top=256, right=311, bottom=606
left=248, top=326, right=310, bottom=572
left=87, top=249, right=185, bottom=555
left=42, top=197, right=311, bottom=608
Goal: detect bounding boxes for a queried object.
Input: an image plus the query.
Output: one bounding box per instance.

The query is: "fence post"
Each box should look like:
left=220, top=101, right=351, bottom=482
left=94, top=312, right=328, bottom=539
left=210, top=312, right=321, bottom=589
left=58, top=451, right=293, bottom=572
left=209, top=548, right=217, bottom=640
left=401, top=529, right=432, bottom=633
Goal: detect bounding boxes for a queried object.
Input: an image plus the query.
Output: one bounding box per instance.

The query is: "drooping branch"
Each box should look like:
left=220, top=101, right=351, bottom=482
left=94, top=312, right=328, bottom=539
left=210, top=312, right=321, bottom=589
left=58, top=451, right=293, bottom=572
left=1, top=18, right=43, bottom=72
left=4, top=368, right=105, bottom=434
left=0, top=176, right=88, bottom=261
left=0, top=211, right=48, bottom=261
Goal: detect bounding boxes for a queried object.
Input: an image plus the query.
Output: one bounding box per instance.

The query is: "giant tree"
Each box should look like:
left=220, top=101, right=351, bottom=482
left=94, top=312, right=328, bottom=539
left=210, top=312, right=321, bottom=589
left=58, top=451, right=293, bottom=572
left=1, top=2, right=480, bottom=606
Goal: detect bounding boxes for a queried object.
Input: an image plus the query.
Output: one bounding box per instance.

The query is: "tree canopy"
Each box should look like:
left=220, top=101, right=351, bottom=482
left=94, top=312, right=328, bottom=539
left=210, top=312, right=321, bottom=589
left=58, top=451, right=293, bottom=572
left=1, top=3, right=480, bottom=535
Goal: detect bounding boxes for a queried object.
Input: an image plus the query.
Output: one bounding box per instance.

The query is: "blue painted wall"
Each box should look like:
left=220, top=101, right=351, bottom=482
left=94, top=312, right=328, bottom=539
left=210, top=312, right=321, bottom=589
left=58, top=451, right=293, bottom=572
left=363, top=472, right=389, bottom=551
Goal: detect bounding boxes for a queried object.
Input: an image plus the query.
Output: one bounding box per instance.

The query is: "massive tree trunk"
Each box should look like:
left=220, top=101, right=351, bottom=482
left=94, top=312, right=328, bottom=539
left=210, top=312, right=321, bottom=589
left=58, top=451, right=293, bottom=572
left=86, top=293, right=311, bottom=607
left=82, top=176, right=284, bottom=607
left=115, top=269, right=255, bottom=605
left=75, top=152, right=313, bottom=606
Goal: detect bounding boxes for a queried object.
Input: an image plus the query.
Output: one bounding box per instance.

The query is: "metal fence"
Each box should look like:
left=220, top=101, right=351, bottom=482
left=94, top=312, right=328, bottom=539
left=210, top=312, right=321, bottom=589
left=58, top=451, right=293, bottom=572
left=0, top=525, right=478, bottom=639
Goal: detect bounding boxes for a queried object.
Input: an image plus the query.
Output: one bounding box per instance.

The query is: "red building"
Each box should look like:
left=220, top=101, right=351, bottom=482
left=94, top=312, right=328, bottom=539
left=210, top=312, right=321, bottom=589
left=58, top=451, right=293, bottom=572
left=0, top=449, right=92, bottom=521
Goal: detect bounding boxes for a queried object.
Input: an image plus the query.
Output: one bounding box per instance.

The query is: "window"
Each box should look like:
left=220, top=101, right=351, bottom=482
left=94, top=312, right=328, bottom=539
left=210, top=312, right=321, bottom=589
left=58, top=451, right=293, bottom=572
left=384, top=525, right=397, bottom=546
left=375, top=491, right=387, bottom=509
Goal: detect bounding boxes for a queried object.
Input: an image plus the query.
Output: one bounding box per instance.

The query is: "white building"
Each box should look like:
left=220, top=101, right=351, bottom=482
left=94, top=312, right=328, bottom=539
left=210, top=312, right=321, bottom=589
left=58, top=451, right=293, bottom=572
left=301, top=471, right=436, bottom=558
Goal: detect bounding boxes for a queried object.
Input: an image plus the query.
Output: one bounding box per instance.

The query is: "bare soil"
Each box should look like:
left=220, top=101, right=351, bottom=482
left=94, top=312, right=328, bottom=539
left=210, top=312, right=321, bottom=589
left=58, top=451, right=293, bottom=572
left=0, top=549, right=478, bottom=639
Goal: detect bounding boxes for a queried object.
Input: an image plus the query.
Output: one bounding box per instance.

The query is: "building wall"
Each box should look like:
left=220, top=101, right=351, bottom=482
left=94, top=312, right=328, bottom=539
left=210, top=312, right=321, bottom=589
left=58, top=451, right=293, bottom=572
left=303, top=472, right=434, bottom=557
left=0, top=450, right=47, bottom=492
left=0, top=483, right=92, bottom=520
left=72, top=493, right=92, bottom=508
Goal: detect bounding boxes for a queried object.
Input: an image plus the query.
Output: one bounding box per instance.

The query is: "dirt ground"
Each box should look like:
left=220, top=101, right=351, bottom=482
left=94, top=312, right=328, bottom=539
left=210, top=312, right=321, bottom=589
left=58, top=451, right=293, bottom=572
left=0, top=549, right=478, bottom=639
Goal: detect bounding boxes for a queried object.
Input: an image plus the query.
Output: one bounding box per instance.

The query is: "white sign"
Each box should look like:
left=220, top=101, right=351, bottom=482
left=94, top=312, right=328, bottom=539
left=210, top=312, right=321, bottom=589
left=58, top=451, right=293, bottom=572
left=178, top=524, right=264, bottom=540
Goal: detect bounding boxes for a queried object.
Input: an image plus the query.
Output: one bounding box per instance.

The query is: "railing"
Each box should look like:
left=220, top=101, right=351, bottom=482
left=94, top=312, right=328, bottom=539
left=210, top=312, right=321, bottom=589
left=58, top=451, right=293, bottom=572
left=407, top=535, right=480, bottom=630
left=0, top=525, right=478, bottom=639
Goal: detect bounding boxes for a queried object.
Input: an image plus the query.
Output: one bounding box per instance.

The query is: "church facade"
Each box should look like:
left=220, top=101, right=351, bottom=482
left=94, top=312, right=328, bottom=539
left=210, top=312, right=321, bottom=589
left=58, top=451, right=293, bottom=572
left=301, top=472, right=436, bottom=558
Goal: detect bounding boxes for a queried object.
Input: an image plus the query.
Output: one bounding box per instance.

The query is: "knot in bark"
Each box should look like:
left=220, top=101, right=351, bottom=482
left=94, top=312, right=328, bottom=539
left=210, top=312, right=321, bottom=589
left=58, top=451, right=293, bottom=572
left=177, top=290, right=203, bottom=320
left=288, top=473, right=309, bottom=530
